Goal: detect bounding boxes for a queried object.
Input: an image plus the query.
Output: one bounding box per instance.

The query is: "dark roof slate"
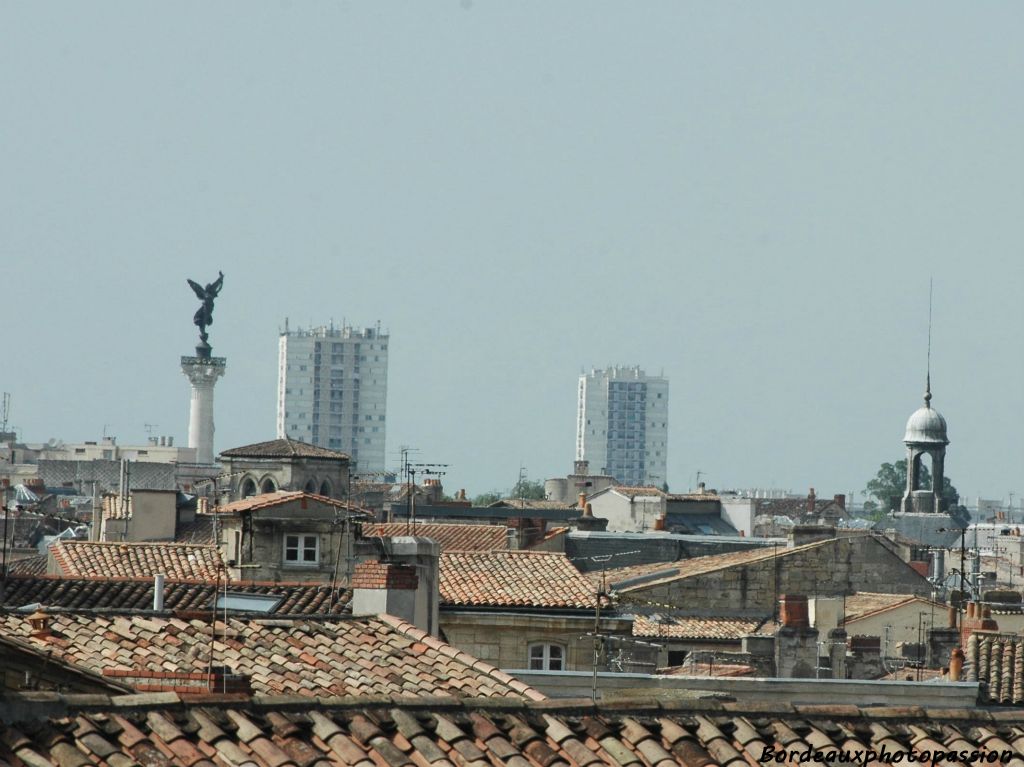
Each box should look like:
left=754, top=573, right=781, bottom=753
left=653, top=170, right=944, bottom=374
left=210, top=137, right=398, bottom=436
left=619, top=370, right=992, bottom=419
left=0, top=576, right=350, bottom=614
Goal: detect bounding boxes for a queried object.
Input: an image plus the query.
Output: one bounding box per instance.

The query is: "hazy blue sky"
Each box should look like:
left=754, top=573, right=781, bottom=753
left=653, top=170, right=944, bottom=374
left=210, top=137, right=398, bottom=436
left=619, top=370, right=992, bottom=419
left=3, top=3, right=1022, bottom=502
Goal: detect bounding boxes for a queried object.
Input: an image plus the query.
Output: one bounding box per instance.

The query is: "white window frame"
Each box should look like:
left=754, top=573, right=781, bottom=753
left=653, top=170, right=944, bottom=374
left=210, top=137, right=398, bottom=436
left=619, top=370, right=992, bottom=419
left=283, top=534, right=319, bottom=566
left=528, top=643, right=565, bottom=671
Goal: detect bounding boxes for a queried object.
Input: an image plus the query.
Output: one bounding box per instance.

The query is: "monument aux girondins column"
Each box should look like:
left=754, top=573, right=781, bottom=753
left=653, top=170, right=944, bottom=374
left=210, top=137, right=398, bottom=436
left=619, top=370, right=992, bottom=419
left=181, top=271, right=226, bottom=465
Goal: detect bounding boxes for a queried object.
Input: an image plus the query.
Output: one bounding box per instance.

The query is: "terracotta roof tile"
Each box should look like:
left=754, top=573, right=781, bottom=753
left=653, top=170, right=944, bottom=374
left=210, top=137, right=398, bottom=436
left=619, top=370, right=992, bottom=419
left=440, top=551, right=597, bottom=609
left=0, top=613, right=541, bottom=700
left=363, top=522, right=510, bottom=552
left=0, top=695, right=1016, bottom=767
left=49, top=541, right=223, bottom=580
left=219, top=438, right=349, bottom=459
left=632, top=615, right=772, bottom=640
left=609, top=485, right=667, bottom=497
left=842, top=592, right=945, bottom=622
left=965, top=632, right=1024, bottom=705
left=660, top=660, right=757, bottom=677
left=212, top=491, right=370, bottom=516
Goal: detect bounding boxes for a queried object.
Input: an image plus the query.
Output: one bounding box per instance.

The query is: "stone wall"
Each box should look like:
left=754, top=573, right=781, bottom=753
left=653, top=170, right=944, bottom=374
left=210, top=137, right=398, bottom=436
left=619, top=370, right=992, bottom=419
left=621, top=536, right=931, bottom=611
left=440, top=611, right=632, bottom=672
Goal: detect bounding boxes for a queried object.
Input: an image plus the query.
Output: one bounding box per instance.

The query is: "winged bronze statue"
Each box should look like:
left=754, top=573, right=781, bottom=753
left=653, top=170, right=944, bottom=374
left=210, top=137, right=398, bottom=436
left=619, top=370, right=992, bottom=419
left=187, top=271, right=224, bottom=344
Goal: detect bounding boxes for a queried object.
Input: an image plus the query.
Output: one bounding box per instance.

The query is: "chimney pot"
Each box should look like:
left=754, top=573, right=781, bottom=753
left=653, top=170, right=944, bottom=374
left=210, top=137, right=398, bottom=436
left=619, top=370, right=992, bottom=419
left=578, top=493, right=587, bottom=510
left=153, top=574, right=165, bottom=611
left=28, top=608, right=51, bottom=638
left=949, top=647, right=965, bottom=682
left=584, top=502, right=593, bottom=518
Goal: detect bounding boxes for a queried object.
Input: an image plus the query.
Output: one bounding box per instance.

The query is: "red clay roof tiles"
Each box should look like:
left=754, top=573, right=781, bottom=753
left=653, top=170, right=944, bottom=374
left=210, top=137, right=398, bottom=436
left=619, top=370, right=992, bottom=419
left=632, top=615, right=773, bottom=640
left=212, top=490, right=370, bottom=515
left=49, top=540, right=223, bottom=580
left=0, top=694, right=1016, bottom=767
left=440, top=550, right=598, bottom=609
left=0, top=612, right=543, bottom=700
left=363, top=521, right=510, bottom=551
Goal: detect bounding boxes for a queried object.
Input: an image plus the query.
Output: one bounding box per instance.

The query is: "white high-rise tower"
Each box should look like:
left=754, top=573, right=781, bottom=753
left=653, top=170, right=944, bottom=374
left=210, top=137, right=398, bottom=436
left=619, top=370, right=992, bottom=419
left=276, top=322, right=388, bottom=473
left=576, top=366, right=668, bottom=487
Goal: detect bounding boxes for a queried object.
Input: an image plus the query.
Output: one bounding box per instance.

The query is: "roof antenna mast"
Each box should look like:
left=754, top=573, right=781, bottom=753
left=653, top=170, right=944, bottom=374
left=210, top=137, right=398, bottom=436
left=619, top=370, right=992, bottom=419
left=925, top=277, right=933, bottom=408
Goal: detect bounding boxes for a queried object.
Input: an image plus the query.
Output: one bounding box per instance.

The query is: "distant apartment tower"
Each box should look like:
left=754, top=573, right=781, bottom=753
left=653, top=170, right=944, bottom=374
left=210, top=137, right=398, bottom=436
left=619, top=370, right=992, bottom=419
left=575, top=366, right=668, bottom=487
left=276, top=322, right=389, bottom=473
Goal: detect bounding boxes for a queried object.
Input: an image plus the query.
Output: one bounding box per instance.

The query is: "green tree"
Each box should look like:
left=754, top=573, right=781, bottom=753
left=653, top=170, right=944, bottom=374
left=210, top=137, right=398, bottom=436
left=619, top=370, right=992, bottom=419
left=509, top=478, right=546, bottom=501
left=864, top=459, right=961, bottom=518
left=472, top=490, right=502, bottom=506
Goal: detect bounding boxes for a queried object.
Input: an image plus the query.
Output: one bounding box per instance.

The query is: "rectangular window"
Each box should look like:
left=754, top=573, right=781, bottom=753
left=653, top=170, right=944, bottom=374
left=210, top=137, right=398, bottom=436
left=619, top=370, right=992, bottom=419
left=528, top=644, right=564, bottom=671
left=283, top=534, right=319, bottom=565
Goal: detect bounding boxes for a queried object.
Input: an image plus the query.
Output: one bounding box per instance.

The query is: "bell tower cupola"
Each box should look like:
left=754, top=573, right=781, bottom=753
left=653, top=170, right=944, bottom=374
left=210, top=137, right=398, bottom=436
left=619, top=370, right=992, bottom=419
left=900, top=374, right=949, bottom=514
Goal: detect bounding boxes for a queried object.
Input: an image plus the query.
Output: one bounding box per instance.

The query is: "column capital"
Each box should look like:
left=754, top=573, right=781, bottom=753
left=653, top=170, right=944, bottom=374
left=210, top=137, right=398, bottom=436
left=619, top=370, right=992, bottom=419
left=181, top=356, right=227, bottom=386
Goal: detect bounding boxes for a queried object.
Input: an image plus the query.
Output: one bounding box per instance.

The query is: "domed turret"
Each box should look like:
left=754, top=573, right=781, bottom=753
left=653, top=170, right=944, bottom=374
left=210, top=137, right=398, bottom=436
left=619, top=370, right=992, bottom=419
left=904, top=405, right=949, bottom=445
left=900, top=377, right=949, bottom=514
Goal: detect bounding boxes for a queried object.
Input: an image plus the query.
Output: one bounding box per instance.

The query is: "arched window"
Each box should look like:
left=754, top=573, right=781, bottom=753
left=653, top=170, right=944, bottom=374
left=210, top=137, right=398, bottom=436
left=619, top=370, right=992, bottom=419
left=260, top=477, right=278, bottom=494
left=528, top=643, right=565, bottom=671
left=240, top=478, right=258, bottom=498
left=304, top=478, right=317, bottom=493
left=319, top=480, right=332, bottom=497
left=913, top=452, right=934, bottom=491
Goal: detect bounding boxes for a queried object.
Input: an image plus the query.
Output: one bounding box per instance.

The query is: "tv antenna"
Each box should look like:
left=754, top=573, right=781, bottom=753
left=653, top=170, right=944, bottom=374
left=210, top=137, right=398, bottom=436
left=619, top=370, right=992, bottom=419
left=0, top=393, right=9, bottom=433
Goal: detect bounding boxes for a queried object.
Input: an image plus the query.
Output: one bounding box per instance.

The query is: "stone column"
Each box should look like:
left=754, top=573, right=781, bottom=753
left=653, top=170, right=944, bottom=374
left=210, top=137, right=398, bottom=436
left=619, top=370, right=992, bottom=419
left=181, top=354, right=226, bottom=465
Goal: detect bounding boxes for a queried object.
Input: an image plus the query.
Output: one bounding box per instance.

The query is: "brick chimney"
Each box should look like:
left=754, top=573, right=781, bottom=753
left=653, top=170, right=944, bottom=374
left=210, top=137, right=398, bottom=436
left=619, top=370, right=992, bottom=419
left=833, top=494, right=846, bottom=510
left=807, top=487, right=817, bottom=514
left=774, top=595, right=818, bottom=678
left=351, top=536, right=440, bottom=636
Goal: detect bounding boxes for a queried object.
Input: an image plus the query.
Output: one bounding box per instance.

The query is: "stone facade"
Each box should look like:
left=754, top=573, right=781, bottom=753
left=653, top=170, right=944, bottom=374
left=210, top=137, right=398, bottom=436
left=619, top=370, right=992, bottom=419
left=439, top=611, right=634, bottom=672
left=618, top=536, right=931, bottom=612
left=219, top=497, right=364, bottom=583
left=219, top=439, right=350, bottom=501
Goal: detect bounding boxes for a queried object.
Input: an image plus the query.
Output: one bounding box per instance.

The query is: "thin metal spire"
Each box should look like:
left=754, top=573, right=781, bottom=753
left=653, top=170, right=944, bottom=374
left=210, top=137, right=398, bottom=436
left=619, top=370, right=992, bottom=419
left=925, top=277, right=933, bottom=408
